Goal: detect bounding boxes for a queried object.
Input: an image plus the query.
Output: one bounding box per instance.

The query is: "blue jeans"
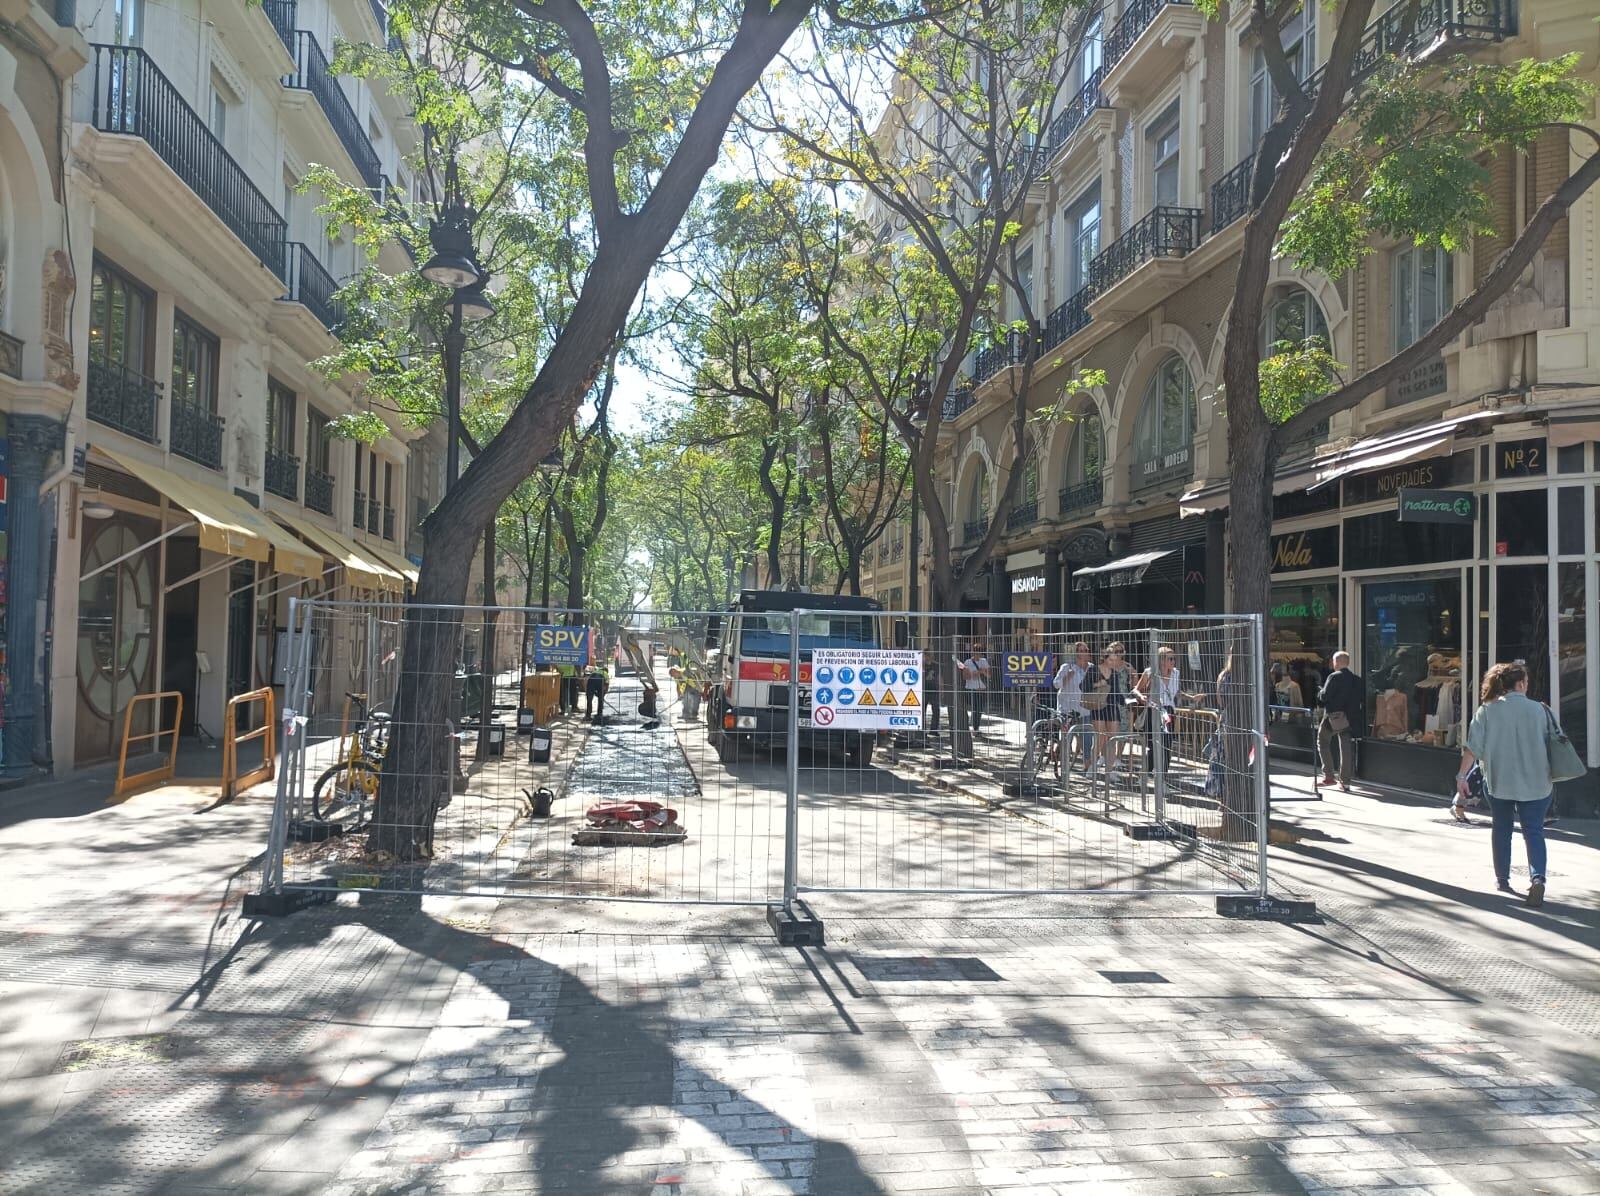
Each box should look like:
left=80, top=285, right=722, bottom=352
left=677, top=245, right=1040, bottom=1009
left=1488, top=794, right=1552, bottom=884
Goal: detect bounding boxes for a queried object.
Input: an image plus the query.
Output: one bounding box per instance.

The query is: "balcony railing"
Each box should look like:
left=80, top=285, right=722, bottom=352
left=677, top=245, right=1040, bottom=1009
left=962, top=519, right=987, bottom=544
left=1044, top=69, right=1107, bottom=162
left=891, top=538, right=904, bottom=561
left=353, top=490, right=368, bottom=528
left=1006, top=500, right=1039, bottom=531
left=1210, top=153, right=1254, bottom=234
left=1058, top=477, right=1102, bottom=518
left=286, top=30, right=383, bottom=191
left=170, top=398, right=225, bottom=470
left=974, top=329, right=1033, bottom=385
left=1042, top=288, right=1090, bottom=352
left=261, top=0, right=296, bottom=54
left=283, top=242, right=344, bottom=334
left=1086, top=206, right=1202, bottom=295
left=265, top=448, right=300, bottom=500
left=305, top=466, right=334, bottom=515
left=942, top=387, right=975, bottom=420
left=87, top=358, right=162, bottom=443
left=91, top=45, right=287, bottom=279
left=0, top=330, right=21, bottom=380
left=383, top=506, right=396, bottom=541
left=1104, top=0, right=1192, bottom=72
left=368, top=500, right=381, bottom=536
left=1307, top=0, right=1516, bottom=101
left=1129, top=443, right=1193, bottom=493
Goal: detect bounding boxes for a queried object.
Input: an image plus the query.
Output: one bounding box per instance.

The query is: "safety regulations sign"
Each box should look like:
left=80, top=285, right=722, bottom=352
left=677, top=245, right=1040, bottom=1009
left=810, top=648, right=924, bottom=730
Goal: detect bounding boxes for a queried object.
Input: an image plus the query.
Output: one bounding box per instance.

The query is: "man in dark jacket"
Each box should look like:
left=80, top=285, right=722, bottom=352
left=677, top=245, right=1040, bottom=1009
left=1316, top=651, right=1365, bottom=790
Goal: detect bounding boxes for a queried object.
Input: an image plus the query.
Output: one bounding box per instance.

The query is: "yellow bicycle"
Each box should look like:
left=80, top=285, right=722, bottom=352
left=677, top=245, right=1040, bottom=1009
left=311, top=692, right=390, bottom=827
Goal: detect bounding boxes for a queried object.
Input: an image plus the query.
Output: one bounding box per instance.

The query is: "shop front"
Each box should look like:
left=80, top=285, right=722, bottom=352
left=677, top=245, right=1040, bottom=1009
left=1267, top=522, right=1340, bottom=761
left=1005, top=549, right=1048, bottom=640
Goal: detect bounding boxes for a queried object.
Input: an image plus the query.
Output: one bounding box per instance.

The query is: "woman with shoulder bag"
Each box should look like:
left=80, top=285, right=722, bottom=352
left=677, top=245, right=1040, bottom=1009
left=1084, top=642, right=1130, bottom=781
left=1133, top=645, right=1197, bottom=778
left=1456, top=662, right=1577, bottom=908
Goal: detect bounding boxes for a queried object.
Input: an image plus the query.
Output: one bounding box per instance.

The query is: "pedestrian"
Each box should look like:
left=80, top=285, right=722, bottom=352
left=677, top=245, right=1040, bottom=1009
left=584, top=657, right=610, bottom=722
left=1084, top=641, right=1132, bottom=781
left=1053, top=640, right=1093, bottom=771
left=1134, top=645, right=1195, bottom=777
left=957, top=641, right=990, bottom=735
left=1270, top=661, right=1303, bottom=719
left=1457, top=662, right=1558, bottom=907
left=1316, top=651, right=1364, bottom=791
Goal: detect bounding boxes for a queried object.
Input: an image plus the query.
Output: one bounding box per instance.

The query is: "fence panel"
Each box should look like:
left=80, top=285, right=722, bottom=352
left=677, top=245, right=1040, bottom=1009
left=791, top=611, right=1267, bottom=899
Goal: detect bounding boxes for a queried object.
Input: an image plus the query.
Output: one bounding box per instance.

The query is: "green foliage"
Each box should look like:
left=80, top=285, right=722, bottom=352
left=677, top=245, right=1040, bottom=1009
left=1257, top=338, right=1341, bottom=425
left=326, top=411, right=392, bottom=444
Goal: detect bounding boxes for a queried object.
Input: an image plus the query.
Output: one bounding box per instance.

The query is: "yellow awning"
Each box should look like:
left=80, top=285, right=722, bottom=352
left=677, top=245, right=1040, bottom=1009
left=272, top=510, right=404, bottom=593
left=366, top=542, right=420, bottom=587
left=233, top=506, right=323, bottom=578
left=100, top=447, right=268, bottom=563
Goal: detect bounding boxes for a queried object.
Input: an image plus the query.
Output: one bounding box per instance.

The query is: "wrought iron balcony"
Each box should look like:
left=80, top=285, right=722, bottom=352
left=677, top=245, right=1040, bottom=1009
left=261, top=0, right=296, bottom=54
left=1058, top=477, right=1102, bottom=518
left=286, top=30, right=383, bottom=191
left=891, top=538, right=904, bottom=561
left=265, top=448, right=300, bottom=500
left=0, top=330, right=20, bottom=380
left=942, top=387, right=976, bottom=420
left=962, top=519, right=987, bottom=544
left=368, top=500, right=381, bottom=536
left=87, top=358, right=162, bottom=443
left=1104, top=0, right=1192, bottom=72
left=1211, top=153, right=1254, bottom=234
left=974, top=329, right=1033, bottom=385
left=1044, top=70, right=1107, bottom=163
left=1129, top=443, right=1193, bottom=493
left=90, top=45, right=287, bottom=279
left=383, top=505, right=396, bottom=540
left=353, top=490, right=368, bottom=528
left=1086, top=206, right=1202, bottom=295
left=1042, top=288, right=1090, bottom=352
left=305, top=466, right=334, bottom=515
left=1307, top=0, right=1516, bottom=100
left=1006, top=500, right=1039, bottom=531
left=170, top=398, right=225, bottom=470
left=283, top=242, right=345, bottom=334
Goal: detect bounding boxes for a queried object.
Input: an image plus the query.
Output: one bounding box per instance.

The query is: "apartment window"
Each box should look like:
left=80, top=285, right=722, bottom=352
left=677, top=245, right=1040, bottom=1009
left=1150, top=105, right=1180, bottom=207
left=306, top=407, right=331, bottom=473
left=208, top=70, right=232, bottom=143
left=1249, top=6, right=1316, bottom=146
left=1262, top=286, right=1329, bottom=351
left=1067, top=412, right=1104, bottom=481
left=282, top=170, right=298, bottom=238
left=971, top=158, right=992, bottom=204
left=1015, top=249, right=1034, bottom=317
left=383, top=462, right=396, bottom=538
left=1079, top=13, right=1103, bottom=85
left=1134, top=354, right=1194, bottom=463
left=89, top=258, right=152, bottom=373
left=171, top=313, right=219, bottom=412
left=113, top=0, right=143, bottom=45
left=266, top=379, right=297, bottom=455
left=966, top=470, right=990, bottom=525
left=1394, top=244, right=1454, bottom=351
left=1067, top=183, right=1101, bottom=293
left=368, top=449, right=380, bottom=505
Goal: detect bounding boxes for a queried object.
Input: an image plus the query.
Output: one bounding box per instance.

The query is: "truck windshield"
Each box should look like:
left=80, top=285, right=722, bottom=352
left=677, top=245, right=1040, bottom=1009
left=739, top=612, right=877, bottom=657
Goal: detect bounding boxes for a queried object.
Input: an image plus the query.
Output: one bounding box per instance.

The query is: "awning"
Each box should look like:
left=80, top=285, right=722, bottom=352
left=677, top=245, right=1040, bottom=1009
left=272, top=510, right=404, bottom=593
left=365, top=542, right=421, bottom=587
left=1308, top=434, right=1451, bottom=489
left=231, top=505, right=323, bottom=578
left=100, top=447, right=269, bottom=563
left=1073, top=548, right=1174, bottom=590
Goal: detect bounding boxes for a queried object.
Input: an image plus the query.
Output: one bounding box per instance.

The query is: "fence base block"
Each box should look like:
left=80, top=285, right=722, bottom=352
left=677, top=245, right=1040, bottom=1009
left=243, top=886, right=337, bottom=919
left=1128, top=820, right=1199, bottom=841
left=768, top=904, right=825, bottom=947
left=1216, top=895, right=1321, bottom=923
left=1004, top=781, right=1058, bottom=797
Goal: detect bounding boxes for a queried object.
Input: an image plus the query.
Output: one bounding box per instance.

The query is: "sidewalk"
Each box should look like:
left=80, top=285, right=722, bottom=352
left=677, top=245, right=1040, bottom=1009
left=2, top=755, right=1598, bottom=1194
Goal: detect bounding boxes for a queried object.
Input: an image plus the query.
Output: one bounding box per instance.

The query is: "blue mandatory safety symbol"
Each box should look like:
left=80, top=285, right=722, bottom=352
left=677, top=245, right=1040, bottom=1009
left=814, top=687, right=835, bottom=705
left=838, top=667, right=856, bottom=685
left=902, top=667, right=920, bottom=685
left=881, top=667, right=898, bottom=686
left=815, top=667, right=834, bottom=685
left=838, top=688, right=856, bottom=705
left=859, top=667, right=877, bottom=686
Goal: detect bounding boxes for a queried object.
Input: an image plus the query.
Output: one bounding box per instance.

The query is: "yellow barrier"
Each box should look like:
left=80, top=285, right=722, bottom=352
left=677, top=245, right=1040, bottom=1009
left=221, top=686, right=276, bottom=801
left=113, top=690, right=184, bottom=800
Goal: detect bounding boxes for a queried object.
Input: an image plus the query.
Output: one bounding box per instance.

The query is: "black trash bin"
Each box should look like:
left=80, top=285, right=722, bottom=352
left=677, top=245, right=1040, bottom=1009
left=529, top=725, right=553, bottom=764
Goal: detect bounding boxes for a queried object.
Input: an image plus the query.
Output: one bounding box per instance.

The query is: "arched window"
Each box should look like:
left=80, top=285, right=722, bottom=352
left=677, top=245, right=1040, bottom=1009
left=1133, top=355, right=1195, bottom=467
left=1066, top=411, right=1103, bottom=482
left=1021, top=458, right=1039, bottom=504
left=964, top=467, right=989, bottom=524
left=1262, top=285, right=1329, bottom=352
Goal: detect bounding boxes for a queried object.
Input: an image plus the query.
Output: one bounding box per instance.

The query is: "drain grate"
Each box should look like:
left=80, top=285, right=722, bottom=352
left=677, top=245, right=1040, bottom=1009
left=1099, top=970, right=1168, bottom=984
left=852, top=955, right=1003, bottom=982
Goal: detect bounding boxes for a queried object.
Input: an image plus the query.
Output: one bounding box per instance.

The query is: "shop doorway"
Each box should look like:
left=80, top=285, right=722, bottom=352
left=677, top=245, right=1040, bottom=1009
left=74, top=516, right=160, bottom=766
left=226, top=561, right=256, bottom=729
left=162, top=537, right=201, bottom=738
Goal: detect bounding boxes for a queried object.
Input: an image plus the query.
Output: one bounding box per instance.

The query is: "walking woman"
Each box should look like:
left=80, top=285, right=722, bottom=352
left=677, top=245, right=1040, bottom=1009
left=1456, top=662, right=1555, bottom=907
left=1084, top=642, right=1133, bottom=781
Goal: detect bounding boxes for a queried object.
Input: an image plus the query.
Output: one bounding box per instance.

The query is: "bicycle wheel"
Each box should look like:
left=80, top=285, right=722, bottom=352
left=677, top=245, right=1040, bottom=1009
left=312, top=761, right=380, bottom=827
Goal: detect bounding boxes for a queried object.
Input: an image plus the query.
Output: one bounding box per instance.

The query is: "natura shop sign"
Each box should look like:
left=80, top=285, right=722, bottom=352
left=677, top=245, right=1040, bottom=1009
left=1397, top=488, right=1476, bottom=525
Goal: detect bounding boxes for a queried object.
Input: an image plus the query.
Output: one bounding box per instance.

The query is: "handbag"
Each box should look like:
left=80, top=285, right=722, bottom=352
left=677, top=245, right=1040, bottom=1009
left=1543, top=704, right=1586, bottom=782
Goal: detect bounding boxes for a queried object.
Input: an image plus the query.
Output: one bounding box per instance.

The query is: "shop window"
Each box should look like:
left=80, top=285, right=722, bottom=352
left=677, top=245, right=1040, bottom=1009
left=1343, top=509, right=1470, bottom=570
left=1557, top=562, right=1587, bottom=760
left=1557, top=487, right=1584, bottom=556
left=1497, top=563, right=1549, bottom=703
left=1362, top=577, right=1464, bottom=747
left=1393, top=244, right=1453, bottom=352
left=1557, top=443, right=1585, bottom=474
left=1269, top=579, right=1338, bottom=709
left=1494, top=490, right=1547, bottom=557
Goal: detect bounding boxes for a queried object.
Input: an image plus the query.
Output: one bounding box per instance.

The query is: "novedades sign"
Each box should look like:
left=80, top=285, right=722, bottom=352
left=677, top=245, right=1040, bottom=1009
left=1397, top=488, right=1476, bottom=525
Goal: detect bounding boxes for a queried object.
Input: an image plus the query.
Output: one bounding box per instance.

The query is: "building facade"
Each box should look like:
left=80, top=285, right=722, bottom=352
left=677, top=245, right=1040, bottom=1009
left=884, top=0, right=1600, bottom=806
left=0, top=0, right=439, bottom=783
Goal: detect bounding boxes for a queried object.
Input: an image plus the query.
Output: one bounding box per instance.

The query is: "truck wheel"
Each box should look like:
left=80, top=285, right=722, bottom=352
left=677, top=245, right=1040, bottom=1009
left=717, top=731, right=746, bottom=764
left=844, top=737, right=874, bottom=768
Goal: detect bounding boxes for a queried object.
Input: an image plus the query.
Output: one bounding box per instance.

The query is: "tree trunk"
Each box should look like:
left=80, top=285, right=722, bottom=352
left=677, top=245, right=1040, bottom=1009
left=758, top=438, right=785, bottom=586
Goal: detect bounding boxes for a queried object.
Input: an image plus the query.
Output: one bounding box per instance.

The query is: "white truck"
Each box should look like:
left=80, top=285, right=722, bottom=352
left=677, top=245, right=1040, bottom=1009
left=705, top=589, right=884, bottom=767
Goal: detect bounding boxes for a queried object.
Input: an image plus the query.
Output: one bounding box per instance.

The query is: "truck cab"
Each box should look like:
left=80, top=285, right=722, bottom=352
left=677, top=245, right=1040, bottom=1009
left=707, top=589, right=883, bottom=767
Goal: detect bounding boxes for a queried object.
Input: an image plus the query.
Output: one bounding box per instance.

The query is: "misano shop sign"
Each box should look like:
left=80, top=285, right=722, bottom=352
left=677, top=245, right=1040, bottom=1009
left=1397, top=488, right=1476, bottom=525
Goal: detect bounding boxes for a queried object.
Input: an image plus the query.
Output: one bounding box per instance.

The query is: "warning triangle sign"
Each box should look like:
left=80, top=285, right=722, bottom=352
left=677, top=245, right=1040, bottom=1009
left=858, top=689, right=877, bottom=706
left=901, top=689, right=920, bottom=707
left=879, top=688, right=897, bottom=706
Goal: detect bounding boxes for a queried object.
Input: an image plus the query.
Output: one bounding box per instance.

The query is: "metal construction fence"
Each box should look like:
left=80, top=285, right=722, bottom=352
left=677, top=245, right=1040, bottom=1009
left=254, top=601, right=1269, bottom=917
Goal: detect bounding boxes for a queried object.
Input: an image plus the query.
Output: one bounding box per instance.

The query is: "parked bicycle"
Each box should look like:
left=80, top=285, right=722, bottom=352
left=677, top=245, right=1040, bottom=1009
left=312, top=692, right=391, bottom=827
